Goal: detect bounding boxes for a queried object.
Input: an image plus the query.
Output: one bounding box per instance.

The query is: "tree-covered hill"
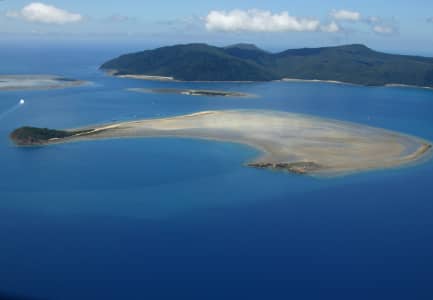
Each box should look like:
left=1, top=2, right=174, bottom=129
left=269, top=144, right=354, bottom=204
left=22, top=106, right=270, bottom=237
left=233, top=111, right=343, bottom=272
left=101, top=43, right=433, bottom=87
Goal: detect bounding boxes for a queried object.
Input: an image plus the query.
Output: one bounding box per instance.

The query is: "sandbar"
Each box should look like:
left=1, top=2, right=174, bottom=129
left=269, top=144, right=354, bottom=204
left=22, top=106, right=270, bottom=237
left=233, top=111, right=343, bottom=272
left=116, top=74, right=176, bottom=81
left=282, top=78, right=433, bottom=91
left=0, top=75, right=86, bottom=91
left=281, top=78, right=357, bottom=86
left=128, top=88, right=256, bottom=98
left=12, top=110, right=431, bottom=176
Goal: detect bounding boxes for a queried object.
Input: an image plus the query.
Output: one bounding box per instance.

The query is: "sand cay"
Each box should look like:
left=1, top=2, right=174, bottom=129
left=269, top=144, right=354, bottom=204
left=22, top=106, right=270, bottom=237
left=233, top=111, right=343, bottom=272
left=0, top=75, right=85, bottom=91
left=128, top=88, right=255, bottom=98
left=15, top=110, right=431, bottom=176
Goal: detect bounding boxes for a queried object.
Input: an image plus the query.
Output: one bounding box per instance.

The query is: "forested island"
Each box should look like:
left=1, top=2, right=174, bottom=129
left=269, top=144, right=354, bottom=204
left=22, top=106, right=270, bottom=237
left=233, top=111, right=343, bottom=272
left=10, top=127, right=94, bottom=145
left=100, top=43, right=433, bottom=88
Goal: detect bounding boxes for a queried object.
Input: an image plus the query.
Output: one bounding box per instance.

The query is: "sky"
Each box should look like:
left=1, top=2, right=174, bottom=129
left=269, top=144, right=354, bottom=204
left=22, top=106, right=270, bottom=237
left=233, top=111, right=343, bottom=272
left=1, top=0, right=433, bottom=54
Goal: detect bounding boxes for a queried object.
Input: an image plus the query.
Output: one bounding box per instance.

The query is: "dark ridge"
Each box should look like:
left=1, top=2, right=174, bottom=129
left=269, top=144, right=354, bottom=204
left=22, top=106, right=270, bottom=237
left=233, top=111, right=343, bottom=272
left=10, top=127, right=93, bottom=146
left=224, top=43, right=266, bottom=52
left=101, top=43, right=433, bottom=87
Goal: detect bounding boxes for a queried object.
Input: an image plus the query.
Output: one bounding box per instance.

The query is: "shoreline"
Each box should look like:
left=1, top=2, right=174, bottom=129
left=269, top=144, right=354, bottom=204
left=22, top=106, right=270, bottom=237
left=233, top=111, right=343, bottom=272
left=104, top=71, right=433, bottom=91
left=384, top=83, right=433, bottom=91
left=11, top=110, right=432, bottom=177
left=282, top=78, right=433, bottom=91
left=280, top=78, right=357, bottom=86
left=117, top=74, right=176, bottom=82
left=102, top=70, right=257, bottom=83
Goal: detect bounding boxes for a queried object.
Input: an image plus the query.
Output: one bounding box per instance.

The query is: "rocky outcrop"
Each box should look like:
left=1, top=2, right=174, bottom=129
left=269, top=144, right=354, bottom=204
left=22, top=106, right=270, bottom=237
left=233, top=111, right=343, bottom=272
left=248, top=161, right=324, bottom=175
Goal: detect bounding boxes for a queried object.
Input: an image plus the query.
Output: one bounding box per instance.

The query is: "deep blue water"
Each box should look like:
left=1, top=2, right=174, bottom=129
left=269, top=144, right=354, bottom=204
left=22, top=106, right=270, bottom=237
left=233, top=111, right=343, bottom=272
left=1, top=43, right=433, bottom=300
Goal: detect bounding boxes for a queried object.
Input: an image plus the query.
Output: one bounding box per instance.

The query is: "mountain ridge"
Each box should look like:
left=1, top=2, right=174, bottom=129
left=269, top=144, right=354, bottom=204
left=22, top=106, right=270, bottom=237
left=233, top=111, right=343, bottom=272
left=101, top=43, right=433, bottom=87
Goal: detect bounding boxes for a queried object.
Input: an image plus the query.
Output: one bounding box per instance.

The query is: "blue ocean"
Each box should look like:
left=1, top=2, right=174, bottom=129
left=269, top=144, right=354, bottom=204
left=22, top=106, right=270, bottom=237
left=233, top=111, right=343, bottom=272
left=1, top=42, right=433, bottom=300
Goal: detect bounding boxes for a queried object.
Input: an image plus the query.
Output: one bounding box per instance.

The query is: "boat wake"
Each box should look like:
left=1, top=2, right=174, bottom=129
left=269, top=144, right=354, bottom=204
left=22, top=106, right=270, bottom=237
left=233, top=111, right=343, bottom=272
left=0, top=100, right=25, bottom=121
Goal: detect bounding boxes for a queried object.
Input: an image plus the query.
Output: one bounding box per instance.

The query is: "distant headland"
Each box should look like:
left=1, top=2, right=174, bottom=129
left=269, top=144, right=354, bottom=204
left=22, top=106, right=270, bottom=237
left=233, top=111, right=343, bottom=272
left=10, top=110, right=432, bottom=176
left=100, top=43, right=433, bottom=88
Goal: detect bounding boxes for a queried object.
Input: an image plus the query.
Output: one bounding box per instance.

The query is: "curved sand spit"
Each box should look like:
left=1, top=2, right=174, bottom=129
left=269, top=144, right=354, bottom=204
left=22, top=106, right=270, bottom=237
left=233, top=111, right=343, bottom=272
left=53, top=110, right=432, bottom=176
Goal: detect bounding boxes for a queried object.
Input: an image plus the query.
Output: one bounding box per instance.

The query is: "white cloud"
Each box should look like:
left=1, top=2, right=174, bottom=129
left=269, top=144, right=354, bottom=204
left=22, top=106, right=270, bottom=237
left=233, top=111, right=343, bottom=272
left=205, top=9, right=320, bottom=32
left=321, top=21, right=340, bottom=33
left=330, top=9, right=361, bottom=21
left=365, top=16, right=380, bottom=24
left=365, top=16, right=398, bottom=35
left=372, top=25, right=396, bottom=35
left=106, top=14, right=132, bottom=23
left=7, top=2, right=82, bottom=24
left=329, top=10, right=397, bottom=36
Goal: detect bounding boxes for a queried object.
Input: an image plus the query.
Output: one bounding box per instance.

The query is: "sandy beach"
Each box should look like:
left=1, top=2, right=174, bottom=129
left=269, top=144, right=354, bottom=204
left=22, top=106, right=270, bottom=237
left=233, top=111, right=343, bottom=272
left=117, top=74, right=176, bottom=81
left=281, top=78, right=357, bottom=86
left=33, top=110, right=431, bottom=176
left=283, top=78, right=433, bottom=91
left=384, top=83, right=433, bottom=91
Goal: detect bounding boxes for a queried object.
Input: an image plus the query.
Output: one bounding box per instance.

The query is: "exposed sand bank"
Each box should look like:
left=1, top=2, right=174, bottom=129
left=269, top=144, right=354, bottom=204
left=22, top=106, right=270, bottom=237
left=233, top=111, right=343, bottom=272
left=19, top=110, right=431, bottom=176
left=282, top=78, right=433, bottom=91
left=104, top=71, right=433, bottom=91
left=0, top=75, right=86, bottom=91
left=117, top=74, right=176, bottom=81
left=384, top=83, right=433, bottom=91
left=281, top=78, right=355, bottom=86
left=128, top=88, right=256, bottom=98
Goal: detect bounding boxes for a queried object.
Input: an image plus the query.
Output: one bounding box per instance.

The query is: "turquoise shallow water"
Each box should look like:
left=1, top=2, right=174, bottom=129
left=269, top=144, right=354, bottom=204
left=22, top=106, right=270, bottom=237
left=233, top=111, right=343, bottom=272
left=1, top=43, right=433, bottom=300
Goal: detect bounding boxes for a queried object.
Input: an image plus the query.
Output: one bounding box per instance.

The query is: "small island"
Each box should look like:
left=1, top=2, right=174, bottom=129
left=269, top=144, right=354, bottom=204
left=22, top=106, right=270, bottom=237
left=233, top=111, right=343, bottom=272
left=0, top=75, right=86, bottom=91
left=10, top=110, right=432, bottom=176
left=100, top=43, right=433, bottom=88
left=128, top=88, right=255, bottom=98
left=10, top=127, right=94, bottom=146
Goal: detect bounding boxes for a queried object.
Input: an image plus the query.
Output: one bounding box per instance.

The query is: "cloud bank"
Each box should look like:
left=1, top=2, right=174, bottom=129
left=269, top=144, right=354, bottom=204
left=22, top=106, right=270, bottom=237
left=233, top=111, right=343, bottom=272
left=204, top=8, right=397, bottom=35
left=329, top=9, right=397, bottom=35
left=106, top=14, right=132, bottom=23
left=371, top=24, right=396, bottom=35
left=321, top=21, right=340, bottom=33
left=330, top=9, right=361, bottom=21
left=7, top=2, right=82, bottom=24
left=205, top=9, right=321, bottom=32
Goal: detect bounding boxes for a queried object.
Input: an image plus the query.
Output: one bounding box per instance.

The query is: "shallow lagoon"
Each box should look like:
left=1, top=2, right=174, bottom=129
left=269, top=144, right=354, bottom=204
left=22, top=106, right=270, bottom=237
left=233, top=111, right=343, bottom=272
left=1, top=43, right=433, bottom=300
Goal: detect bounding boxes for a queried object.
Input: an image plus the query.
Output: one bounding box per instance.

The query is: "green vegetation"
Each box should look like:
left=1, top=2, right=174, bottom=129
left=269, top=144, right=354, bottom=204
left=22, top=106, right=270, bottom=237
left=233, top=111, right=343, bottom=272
left=101, top=43, right=433, bottom=87
left=10, top=127, right=92, bottom=145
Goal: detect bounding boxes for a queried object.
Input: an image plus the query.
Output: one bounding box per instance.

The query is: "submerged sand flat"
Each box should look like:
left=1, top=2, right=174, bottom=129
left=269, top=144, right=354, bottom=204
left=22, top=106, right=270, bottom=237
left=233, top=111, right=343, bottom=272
left=128, top=88, right=255, bottom=98
left=53, top=110, right=431, bottom=176
left=0, top=75, right=85, bottom=91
